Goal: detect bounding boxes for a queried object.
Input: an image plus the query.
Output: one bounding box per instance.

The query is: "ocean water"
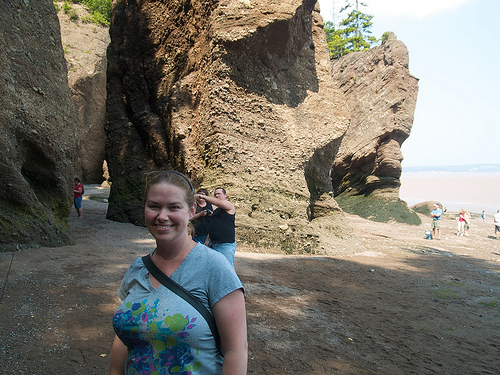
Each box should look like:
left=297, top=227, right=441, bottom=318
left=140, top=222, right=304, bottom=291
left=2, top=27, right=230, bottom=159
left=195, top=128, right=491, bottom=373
left=399, top=171, right=500, bottom=215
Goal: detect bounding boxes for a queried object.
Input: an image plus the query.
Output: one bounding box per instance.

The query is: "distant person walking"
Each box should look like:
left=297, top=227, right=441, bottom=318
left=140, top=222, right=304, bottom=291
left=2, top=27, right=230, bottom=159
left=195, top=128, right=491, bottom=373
left=73, top=177, right=84, bottom=218
left=482, top=210, right=486, bottom=222
left=456, top=209, right=466, bottom=236
left=196, top=187, right=236, bottom=266
left=431, top=203, right=442, bottom=239
left=463, top=210, right=471, bottom=236
left=494, top=210, right=500, bottom=240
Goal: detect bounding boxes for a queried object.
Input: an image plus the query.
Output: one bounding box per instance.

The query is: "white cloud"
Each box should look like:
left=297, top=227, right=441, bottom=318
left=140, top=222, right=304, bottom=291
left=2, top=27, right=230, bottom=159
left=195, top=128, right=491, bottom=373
left=366, top=0, right=475, bottom=19
left=318, top=0, right=477, bottom=21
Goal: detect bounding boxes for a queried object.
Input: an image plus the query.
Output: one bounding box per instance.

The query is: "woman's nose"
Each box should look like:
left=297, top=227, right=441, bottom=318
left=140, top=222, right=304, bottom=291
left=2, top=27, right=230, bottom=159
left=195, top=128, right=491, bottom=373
left=158, top=208, right=169, bottom=220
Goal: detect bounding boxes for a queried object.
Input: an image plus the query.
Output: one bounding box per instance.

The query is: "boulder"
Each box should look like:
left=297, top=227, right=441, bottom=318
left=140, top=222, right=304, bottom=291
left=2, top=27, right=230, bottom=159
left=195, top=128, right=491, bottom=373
left=411, top=201, right=442, bottom=216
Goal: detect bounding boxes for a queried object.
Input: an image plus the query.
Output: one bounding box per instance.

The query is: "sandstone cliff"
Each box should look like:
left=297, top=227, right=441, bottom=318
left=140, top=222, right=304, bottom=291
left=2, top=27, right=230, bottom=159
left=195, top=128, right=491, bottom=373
left=0, top=0, right=79, bottom=250
left=106, top=0, right=359, bottom=253
left=331, top=32, right=421, bottom=224
left=56, top=1, right=110, bottom=183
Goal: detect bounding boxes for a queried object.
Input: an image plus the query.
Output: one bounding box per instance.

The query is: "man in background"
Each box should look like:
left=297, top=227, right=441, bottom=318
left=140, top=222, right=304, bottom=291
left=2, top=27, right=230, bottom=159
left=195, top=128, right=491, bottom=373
left=196, top=187, right=236, bottom=266
left=494, top=209, right=500, bottom=239
left=431, top=203, right=443, bottom=239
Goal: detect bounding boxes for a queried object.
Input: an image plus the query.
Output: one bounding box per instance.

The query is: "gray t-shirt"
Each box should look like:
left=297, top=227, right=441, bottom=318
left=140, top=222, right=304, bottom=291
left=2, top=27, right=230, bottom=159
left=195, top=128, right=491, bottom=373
left=113, top=243, right=243, bottom=374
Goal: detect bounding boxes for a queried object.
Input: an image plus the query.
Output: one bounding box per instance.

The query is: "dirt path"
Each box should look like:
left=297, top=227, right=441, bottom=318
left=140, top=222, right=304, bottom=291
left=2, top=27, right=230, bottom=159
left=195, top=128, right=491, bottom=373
left=1, top=186, right=499, bottom=374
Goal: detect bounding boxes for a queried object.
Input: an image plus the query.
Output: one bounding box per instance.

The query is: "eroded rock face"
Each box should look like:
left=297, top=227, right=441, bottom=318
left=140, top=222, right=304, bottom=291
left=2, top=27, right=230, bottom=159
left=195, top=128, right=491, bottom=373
left=331, top=32, right=419, bottom=199
left=57, top=2, right=110, bottom=183
left=106, top=0, right=358, bottom=253
left=0, top=1, right=79, bottom=250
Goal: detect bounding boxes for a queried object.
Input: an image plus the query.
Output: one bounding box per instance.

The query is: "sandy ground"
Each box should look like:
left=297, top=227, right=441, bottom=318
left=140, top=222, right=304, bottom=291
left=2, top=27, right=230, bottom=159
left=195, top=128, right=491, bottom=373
left=1, top=186, right=499, bottom=374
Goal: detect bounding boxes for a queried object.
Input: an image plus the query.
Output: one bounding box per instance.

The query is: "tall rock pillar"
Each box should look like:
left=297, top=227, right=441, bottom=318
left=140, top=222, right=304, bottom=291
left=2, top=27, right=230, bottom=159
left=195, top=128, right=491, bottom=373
left=106, top=0, right=359, bottom=253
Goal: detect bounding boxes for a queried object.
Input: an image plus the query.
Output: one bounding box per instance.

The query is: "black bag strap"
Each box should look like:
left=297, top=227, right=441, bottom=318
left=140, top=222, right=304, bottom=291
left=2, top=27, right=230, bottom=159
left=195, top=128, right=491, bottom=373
left=141, top=255, right=221, bottom=352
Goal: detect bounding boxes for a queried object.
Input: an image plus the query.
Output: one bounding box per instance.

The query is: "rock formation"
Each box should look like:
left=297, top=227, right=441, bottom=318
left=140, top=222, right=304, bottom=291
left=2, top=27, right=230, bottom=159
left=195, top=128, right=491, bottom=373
left=57, top=1, right=110, bottom=183
left=330, top=32, right=421, bottom=224
left=106, top=0, right=360, bottom=253
left=0, top=0, right=79, bottom=250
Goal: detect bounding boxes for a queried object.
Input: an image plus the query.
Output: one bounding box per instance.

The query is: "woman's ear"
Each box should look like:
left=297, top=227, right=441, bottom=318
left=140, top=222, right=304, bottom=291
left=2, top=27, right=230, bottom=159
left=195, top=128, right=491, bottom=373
left=189, top=203, right=196, bottom=219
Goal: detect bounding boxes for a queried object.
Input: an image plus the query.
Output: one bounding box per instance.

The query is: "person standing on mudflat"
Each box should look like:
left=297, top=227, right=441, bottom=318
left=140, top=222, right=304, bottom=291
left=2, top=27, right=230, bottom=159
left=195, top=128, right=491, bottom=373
left=494, top=209, right=500, bottom=239
left=430, top=203, right=442, bottom=240
left=196, top=187, right=236, bottom=267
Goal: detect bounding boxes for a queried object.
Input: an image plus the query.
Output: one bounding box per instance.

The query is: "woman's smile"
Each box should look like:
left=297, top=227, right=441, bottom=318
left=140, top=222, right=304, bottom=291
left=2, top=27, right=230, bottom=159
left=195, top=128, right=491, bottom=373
left=155, top=223, right=174, bottom=231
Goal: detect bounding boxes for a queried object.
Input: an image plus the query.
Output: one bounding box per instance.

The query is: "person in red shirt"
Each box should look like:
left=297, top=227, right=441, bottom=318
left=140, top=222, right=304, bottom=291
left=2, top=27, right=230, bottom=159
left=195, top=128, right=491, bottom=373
left=73, top=177, right=84, bottom=217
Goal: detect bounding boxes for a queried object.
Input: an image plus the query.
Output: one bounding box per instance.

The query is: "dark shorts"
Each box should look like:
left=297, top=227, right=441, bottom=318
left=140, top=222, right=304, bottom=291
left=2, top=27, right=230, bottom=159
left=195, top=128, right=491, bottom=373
left=431, top=219, right=440, bottom=229
left=495, top=225, right=500, bottom=234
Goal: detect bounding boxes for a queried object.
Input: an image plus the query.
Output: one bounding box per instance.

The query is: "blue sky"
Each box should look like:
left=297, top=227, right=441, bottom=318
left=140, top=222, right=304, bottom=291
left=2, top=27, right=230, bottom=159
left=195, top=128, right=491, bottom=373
left=317, top=0, right=499, bottom=168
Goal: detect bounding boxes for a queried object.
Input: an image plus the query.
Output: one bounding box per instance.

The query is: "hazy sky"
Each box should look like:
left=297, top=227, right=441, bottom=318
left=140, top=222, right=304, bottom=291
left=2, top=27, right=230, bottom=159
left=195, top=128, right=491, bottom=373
left=317, top=0, right=499, bottom=168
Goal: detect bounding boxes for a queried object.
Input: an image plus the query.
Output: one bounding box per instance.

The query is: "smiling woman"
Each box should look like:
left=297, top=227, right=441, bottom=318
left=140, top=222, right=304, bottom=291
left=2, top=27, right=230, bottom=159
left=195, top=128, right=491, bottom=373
left=109, top=171, right=248, bottom=375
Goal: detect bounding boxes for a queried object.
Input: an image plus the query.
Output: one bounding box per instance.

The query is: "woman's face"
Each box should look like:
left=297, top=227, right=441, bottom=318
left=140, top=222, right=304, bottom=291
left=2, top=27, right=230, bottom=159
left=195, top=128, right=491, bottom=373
left=144, top=182, right=195, bottom=244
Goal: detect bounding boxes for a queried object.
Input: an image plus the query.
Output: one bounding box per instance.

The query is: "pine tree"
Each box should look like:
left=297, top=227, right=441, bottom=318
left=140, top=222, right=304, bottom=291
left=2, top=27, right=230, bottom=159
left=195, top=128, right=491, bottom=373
left=324, top=1, right=379, bottom=59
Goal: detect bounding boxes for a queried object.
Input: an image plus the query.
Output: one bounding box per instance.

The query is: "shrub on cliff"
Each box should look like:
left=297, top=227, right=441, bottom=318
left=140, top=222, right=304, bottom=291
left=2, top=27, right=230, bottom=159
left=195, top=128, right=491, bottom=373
left=55, top=0, right=111, bottom=26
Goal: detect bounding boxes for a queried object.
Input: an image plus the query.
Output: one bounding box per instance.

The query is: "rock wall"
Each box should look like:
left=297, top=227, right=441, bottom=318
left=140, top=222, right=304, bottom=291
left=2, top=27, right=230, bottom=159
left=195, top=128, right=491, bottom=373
left=331, top=32, right=418, bottom=198
left=0, top=0, right=79, bottom=251
left=57, top=1, right=110, bottom=183
left=106, top=0, right=359, bottom=254
left=330, top=32, right=421, bottom=224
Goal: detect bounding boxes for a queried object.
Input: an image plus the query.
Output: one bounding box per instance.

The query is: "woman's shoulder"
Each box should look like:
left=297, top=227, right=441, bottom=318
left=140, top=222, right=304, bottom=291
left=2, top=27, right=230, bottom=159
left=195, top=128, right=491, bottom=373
left=122, top=255, right=148, bottom=277
left=186, top=244, right=243, bottom=302
left=187, top=244, right=235, bottom=274
left=191, top=243, right=226, bottom=262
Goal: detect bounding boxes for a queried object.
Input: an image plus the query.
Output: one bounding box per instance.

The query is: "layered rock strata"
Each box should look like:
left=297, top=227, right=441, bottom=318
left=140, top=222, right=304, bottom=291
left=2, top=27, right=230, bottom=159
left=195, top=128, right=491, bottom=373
left=57, top=1, right=110, bottom=183
left=0, top=0, right=79, bottom=250
left=106, top=0, right=358, bottom=253
left=331, top=32, right=418, bottom=199
left=330, top=32, right=421, bottom=224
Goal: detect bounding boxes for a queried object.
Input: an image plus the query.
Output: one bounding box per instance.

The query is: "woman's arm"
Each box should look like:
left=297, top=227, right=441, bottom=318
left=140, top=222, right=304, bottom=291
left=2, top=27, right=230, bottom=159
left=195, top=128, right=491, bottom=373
left=195, top=194, right=234, bottom=214
left=109, top=335, right=128, bottom=375
left=191, top=210, right=208, bottom=221
left=212, top=289, right=248, bottom=375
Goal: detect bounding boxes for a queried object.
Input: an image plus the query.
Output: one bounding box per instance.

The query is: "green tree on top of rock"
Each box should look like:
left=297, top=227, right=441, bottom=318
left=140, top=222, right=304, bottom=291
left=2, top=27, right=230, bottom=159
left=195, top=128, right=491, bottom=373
left=324, top=0, right=379, bottom=59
